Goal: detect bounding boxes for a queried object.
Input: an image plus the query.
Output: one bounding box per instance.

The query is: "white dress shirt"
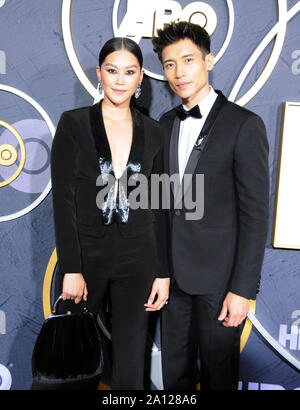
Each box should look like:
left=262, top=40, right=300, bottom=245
left=178, top=87, right=218, bottom=181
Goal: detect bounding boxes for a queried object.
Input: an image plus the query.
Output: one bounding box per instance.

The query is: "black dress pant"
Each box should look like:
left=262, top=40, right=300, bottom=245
left=56, top=224, right=157, bottom=390
left=161, top=281, right=242, bottom=390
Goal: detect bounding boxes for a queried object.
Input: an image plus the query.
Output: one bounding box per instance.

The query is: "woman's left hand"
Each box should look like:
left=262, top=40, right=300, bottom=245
left=144, top=278, right=170, bottom=311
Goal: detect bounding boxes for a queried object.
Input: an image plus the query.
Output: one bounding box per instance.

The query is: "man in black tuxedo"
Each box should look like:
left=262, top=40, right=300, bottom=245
left=151, top=22, right=269, bottom=390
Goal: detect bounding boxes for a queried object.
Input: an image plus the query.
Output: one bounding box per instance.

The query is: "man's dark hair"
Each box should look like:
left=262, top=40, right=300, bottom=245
left=152, top=21, right=211, bottom=63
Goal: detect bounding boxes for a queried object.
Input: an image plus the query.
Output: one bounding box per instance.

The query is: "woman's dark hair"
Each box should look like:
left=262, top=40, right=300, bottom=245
left=152, top=21, right=211, bottom=63
left=99, top=37, right=143, bottom=68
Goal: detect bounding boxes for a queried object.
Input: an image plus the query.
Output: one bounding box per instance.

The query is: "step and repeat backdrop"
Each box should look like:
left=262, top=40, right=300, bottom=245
left=0, top=0, right=300, bottom=390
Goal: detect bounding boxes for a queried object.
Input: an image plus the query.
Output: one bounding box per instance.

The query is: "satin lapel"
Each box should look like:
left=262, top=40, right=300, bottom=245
left=181, top=91, right=227, bottom=201
left=89, top=101, right=144, bottom=171
left=89, top=100, right=110, bottom=160
left=163, top=126, right=170, bottom=177
left=160, top=115, right=174, bottom=177
left=169, top=115, right=181, bottom=202
left=160, top=110, right=177, bottom=219
left=130, top=106, right=145, bottom=173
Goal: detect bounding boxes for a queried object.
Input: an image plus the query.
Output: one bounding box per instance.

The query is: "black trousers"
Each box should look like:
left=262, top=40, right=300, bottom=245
left=56, top=224, right=157, bottom=390
left=161, top=281, right=242, bottom=391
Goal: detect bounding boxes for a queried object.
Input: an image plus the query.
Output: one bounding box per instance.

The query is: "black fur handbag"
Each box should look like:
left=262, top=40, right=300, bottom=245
left=31, top=297, right=105, bottom=390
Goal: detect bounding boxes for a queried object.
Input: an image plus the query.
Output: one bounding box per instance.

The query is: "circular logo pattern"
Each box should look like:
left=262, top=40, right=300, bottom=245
left=0, top=120, right=25, bottom=188
left=0, top=120, right=52, bottom=194
left=0, top=85, right=55, bottom=222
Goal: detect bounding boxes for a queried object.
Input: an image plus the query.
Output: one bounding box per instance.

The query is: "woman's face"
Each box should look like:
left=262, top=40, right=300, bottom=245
left=96, top=48, right=143, bottom=107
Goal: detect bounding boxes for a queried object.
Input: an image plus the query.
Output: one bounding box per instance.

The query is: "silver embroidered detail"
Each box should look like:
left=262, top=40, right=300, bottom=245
left=98, top=157, right=141, bottom=224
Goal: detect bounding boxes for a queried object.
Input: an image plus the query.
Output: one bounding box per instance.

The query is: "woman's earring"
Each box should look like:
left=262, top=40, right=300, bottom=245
left=97, top=81, right=103, bottom=94
left=135, top=84, right=142, bottom=99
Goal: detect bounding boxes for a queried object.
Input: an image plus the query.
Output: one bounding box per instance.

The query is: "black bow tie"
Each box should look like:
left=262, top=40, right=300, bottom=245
left=175, top=104, right=202, bottom=121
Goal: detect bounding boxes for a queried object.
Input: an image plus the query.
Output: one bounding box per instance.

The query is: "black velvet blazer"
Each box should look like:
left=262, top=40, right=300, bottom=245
left=50, top=101, right=169, bottom=278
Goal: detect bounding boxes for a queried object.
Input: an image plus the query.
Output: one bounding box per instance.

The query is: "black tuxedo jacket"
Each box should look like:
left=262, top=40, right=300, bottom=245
left=159, top=91, right=269, bottom=300
left=50, top=101, right=169, bottom=278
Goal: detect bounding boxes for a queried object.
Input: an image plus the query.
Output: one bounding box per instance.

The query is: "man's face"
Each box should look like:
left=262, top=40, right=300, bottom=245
left=161, top=38, right=214, bottom=109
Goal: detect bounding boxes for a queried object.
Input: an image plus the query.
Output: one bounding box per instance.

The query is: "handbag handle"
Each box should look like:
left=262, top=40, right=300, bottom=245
left=52, top=295, right=63, bottom=314
left=52, top=295, right=88, bottom=315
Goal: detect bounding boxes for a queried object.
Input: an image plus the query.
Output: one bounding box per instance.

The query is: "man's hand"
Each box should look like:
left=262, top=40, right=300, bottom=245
left=62, top=273, right=88, bottom=304
left=218, top=291, right=250, bottom=327
left=144, top=278, right=170, bottom=311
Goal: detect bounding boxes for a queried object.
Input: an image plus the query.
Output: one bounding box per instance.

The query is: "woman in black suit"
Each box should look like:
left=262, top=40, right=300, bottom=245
left=50, top=37, right=170, bottom=390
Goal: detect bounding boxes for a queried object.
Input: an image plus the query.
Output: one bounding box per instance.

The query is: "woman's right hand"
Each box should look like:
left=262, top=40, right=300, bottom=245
left=62, top=273, right=88, bottom=304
